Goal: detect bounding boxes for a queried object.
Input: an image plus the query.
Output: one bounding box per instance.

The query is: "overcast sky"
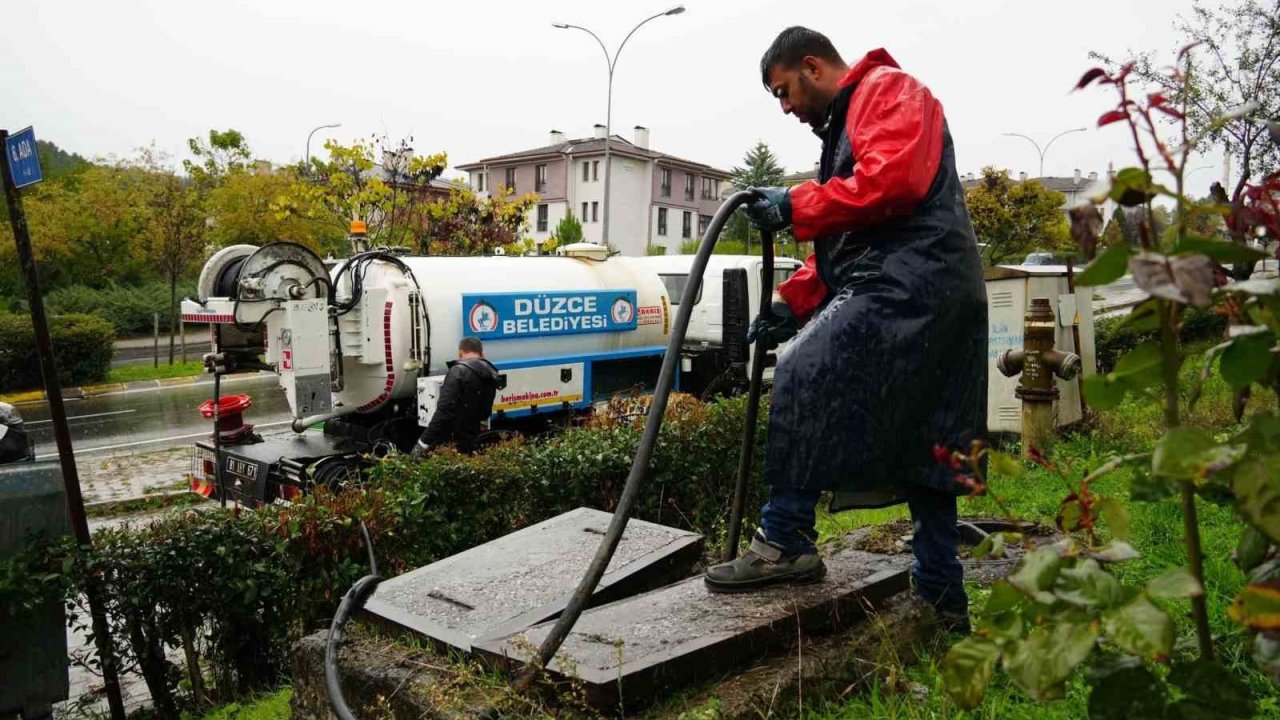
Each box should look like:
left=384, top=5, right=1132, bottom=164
left=2, top=0, right=1227, bottom=187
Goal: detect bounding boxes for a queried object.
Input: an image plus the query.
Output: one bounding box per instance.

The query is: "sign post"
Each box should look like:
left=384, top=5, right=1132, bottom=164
left=1, top=127, right=127, bottom=720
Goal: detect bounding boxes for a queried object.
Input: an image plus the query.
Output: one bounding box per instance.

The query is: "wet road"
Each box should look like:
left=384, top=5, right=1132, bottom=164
left=19, top=373, right=294, bottom=459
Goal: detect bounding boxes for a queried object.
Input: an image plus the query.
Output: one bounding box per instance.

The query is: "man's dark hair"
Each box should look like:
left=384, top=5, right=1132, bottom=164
left=760, top=26, right=843, bottom=87
left=459, top=336, right=484, bottom=355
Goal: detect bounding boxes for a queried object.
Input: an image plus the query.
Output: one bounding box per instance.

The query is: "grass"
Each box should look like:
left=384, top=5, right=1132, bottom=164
left=181, top=687, right=292, bottom=720
left=85, top=489, right=205, bottom=518
left=106, top=360, right=205, bottom=384
left=806, top=347, right=1280, bottom=719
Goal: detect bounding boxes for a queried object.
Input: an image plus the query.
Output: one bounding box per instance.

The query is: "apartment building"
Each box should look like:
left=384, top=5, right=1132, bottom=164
left=457, top=126, right=732, bottom=256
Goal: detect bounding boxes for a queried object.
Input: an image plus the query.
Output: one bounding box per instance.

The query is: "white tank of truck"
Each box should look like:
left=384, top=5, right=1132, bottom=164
left=329, top=250, right=671, bottom=418
left=182, top=241, right=671, bottom=431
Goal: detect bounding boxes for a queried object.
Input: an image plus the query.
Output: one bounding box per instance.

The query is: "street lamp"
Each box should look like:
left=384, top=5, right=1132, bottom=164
left=1002, top=128, right=1087, bottom=179
left=553, top=6, right=685, bottom=248
left=305, top=123, right=342, bottom=166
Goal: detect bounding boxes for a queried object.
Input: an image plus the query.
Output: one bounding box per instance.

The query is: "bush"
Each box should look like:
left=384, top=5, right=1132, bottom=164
left=42, top=280, right=197, bottom=336
left=0, top=313, right=115, bottom=391
left=373, top=392, right=764, bottom=566
left=2, top=393, right=762, bottom=717
left=1094, top=305, right=1227, bottom=373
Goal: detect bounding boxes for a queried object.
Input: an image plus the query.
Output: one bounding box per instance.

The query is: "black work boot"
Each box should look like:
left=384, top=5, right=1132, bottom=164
left=704, top=531, right=826, bottom=593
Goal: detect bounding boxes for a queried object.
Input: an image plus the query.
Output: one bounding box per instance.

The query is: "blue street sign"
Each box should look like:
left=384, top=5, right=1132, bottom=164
left=6, top=127, right=43, bottom=189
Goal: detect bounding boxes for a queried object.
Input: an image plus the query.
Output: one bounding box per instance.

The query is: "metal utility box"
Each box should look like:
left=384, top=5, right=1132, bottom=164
left=985, top=266, right=1097, bottom=434
left=0, top=460, right=71, bottom=718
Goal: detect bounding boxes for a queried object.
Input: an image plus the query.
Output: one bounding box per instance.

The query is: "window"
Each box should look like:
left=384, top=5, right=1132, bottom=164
left=592, top=160, right=599, bottom=181
left=535, top=164, right=547, bottom=192
left=660, top=274, right=703, bottom=305
left=504, top=167, right=516, bottom=191
left=591, top=201, right=599, bottom=222
left=702, top=177, right=718, bottom=199
left=684, top=172, right=694, bottom=200
left=474, top=172, right=486, bottom=192
left=660, top=168, right=671, bottom=197
left=698, top=214, right=710, bottom=236
left=536, top=204, right=548, bottom=232
left=582, top=202, right=588, bottom=221
left=582, top=161, right=590, bottom=182
left=657, top=208, right=668, bottom=236
left=773, top=266, right=797, bottom=291
left=682, top=211, right=692, bottom=239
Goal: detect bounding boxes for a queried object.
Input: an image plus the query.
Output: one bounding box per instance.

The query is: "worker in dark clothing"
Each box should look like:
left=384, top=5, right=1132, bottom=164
left=703, top=28, right=988, bottom=632
left=411, top=337, right=501, bottom=457
left=0, top=402, right=33, bottom=463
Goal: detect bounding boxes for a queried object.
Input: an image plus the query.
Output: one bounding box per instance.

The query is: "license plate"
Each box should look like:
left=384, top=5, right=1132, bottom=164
left=226, top=457, right=258, bottom=481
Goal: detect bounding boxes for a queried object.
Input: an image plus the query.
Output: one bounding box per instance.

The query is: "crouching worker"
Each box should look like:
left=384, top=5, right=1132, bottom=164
left=411, top=336, right=501, bottom=458
left=702, top=27, right=988, bottom=632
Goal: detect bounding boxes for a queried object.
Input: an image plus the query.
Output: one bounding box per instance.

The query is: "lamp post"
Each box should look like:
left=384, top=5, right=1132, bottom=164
left=553, top=6, right=685, bottom=248
left=1002, top=127, right=1087, bottom=179
left=305, top=123, right=342, bottom=166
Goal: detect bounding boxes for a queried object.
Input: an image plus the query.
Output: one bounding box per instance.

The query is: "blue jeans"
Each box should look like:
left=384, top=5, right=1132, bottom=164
left=761, top=485, right=968, bottom=614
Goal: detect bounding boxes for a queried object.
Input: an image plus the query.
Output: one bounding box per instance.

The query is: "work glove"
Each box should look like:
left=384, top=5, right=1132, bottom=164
left=746, top=300, right=799, bottom=349
left=744, top=187, right=793, bottom=232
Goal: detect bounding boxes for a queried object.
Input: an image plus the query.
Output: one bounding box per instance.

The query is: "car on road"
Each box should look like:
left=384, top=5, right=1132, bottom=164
left=1022, top=252, right=1055, bottom=266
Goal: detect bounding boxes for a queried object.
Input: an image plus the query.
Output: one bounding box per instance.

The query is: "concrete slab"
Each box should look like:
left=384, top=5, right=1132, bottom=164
left=476, top=543, right=911, bottom=709
left=363, top=508, right=703, bottom=653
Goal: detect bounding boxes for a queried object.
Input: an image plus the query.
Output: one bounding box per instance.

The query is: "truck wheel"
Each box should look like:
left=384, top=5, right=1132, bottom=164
left=477, top=429, right=518, bottom=450
left=311, top=456, right=363, bottom=492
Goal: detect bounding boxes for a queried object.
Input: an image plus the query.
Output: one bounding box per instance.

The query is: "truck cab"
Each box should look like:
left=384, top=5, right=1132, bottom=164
left=633, top=255, right=802, bottom=397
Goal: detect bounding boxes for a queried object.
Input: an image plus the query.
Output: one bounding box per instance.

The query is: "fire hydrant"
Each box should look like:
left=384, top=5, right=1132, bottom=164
left=996, top=297, right=1081, bottom=458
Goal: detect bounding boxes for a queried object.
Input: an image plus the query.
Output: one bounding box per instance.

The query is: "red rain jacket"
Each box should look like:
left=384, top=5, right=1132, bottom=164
left=777, top=49, right=946, bottom=321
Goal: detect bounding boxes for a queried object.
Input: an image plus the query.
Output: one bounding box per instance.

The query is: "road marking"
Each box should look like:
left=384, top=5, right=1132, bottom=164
left=34, top=420, right=294, bottom=459
left=26, top=409, right=137, bottom=426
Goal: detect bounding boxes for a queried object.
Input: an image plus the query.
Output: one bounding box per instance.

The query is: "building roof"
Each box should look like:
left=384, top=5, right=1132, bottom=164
left=783, top=168, right=818, bottom=185
left=369, top=164, right=467, bottom=192
left=1036, top=176, right=1097, bottom=194
left=960, top=172, right=1102, bottom=193
left=457, top=135, right=731, bottom=178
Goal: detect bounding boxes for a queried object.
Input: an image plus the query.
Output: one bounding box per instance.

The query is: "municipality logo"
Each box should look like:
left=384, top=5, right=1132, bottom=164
left=468, top=301, right=499, bottom=333
left=610, top=297, right=635, bottom=324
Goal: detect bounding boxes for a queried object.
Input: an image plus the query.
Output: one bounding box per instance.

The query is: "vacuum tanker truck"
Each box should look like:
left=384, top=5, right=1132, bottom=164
left=180, top=239, right=795, bottom=506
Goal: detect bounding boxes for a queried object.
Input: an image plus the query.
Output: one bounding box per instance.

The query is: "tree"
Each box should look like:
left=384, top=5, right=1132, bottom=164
left=552, top=211, right=584, bottom=245
left=136, top=148, right=205, bottom=363
left=965, top=167, right=1072, bottom=265
left=36, top=140, right=91, bottom=181
left=4, top=162, right=153, bottom=291
left=1093, top=0, right=1280, bottom=276
left=731, top=141, right=787, bottom=189
left=206, top=169, right=336, bottom=251
left=1100, top=206, right=1128, bottom=248
left=375, top=135, right=448, bottom=249
left=730, top=141, right=788, bottom=248
left=185, top=129, right=251, bottom=189
left=417, top=186, right=537, bottom=255
left=285, top=136, right=446, bottom=252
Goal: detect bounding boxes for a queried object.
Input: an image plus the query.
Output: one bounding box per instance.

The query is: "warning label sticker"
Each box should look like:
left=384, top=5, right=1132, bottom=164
left=638, top=305, right=663, bottom=326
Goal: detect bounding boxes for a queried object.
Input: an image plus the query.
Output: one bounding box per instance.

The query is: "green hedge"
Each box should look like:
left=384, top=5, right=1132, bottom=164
left=42, top=280, right=197, bottom=336
left=0, top=312, right=115, bottom=391
left=1, top=393, right=764, bottom=718
left=374, top=393, right=763, bottom=567
left=1094, top=306, right=1227, bottom=373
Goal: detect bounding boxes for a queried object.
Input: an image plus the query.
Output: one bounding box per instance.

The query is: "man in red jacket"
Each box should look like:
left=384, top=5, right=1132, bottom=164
left=703, top=28, right=988, bottom=631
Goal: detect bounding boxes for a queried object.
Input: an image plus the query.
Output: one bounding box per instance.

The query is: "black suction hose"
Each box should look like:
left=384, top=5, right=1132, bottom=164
left=325, top=522, right=382, bottom=720
left=515, top=190, right=762, bottom=687
left=724, top=227, right=774, bottom=560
